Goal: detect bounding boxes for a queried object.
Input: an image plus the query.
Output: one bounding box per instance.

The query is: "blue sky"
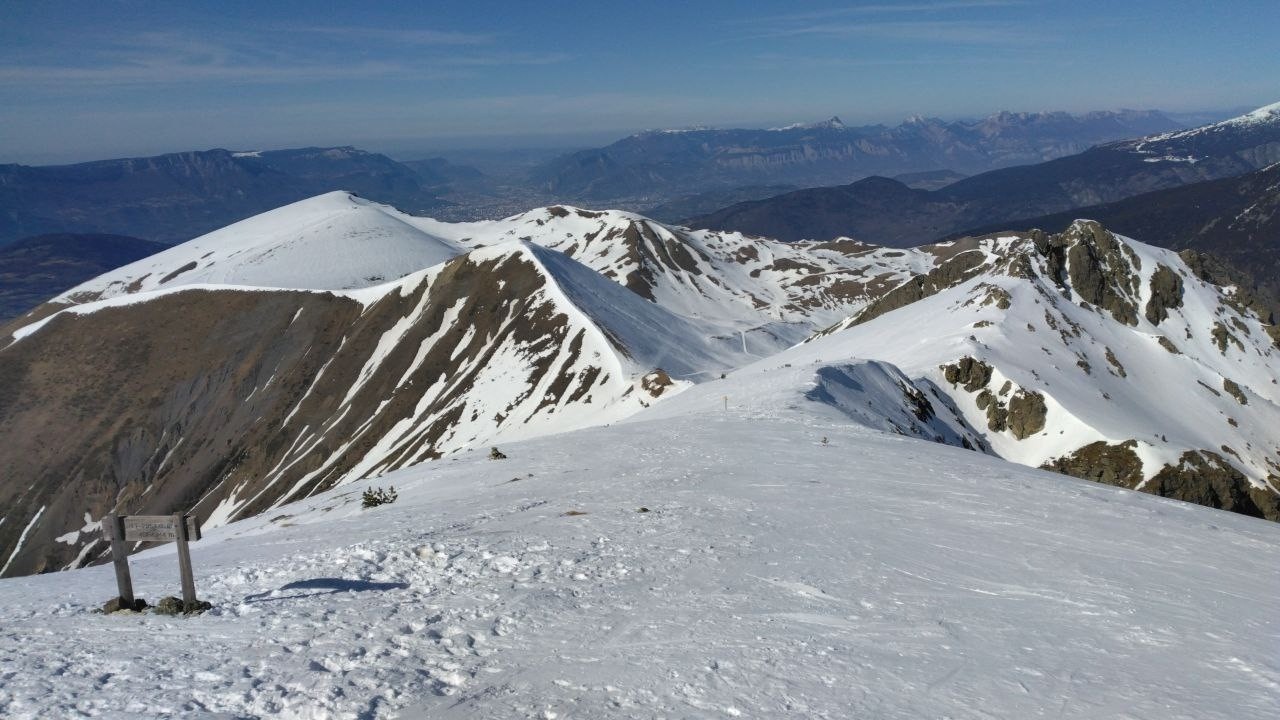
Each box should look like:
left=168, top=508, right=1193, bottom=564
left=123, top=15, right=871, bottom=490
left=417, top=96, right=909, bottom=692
left=1, top=0, right=1277, bottom=164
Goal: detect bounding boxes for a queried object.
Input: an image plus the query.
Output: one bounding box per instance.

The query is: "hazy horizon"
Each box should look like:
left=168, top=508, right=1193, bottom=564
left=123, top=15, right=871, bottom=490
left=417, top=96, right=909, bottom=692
left=3, top=0, right=1278, bottom=165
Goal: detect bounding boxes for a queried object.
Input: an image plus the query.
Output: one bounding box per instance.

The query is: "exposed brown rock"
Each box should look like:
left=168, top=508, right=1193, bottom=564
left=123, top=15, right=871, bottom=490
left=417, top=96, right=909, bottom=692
left=640, top=369, right=674, bottom=398
left=1144, top=264, right=1184, bottom=325
left=975, top=389, right=1008, bottom=432
left=1042, top=440, right=1144, bottom=488
left=1104, top=347, right=1127, bottom=377
left=0, top=247, right=661, bottom=577
left=1006, top=390, right=1047, bottom=439
left=1211, top=321, right=1244, bottom=353
left=1222, top=378, right=1247, bottom=405
left=941, top=357, right=993, bottom=393
left=1046, top=221, right=1141, bottom=325
left=1179, top=249, right=1280, bottom=327
left=1143, top=451, right=1280, bottom=521
left=102, top=596, right=148, bottom=614
left=158, top=261, right=198, bottom=285
left=849, top=249, right=987, bottom=326
left=153, top=595, right=212, bottom=615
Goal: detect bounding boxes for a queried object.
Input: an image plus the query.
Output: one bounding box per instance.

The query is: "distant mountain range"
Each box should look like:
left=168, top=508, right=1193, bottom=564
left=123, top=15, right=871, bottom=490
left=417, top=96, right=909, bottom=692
left=0, top=106, right=1208, bottom=253
left=530, top=110, right=1183, bottom=199
left=689, top=103, right=1280, bottom=246
left=0, top=147, right=480, bottom=247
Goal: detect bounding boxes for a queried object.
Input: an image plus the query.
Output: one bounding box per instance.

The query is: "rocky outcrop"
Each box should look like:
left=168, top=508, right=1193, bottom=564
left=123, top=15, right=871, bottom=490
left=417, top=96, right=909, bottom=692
left=1222, top=378, right=1248, bottom=405
left=846, top=248, right=988, bottom=327
left=1145, top=264, right=1184, bottom=325
left=1006, top=390, right=1048, bottom=439
left=942, top=357, right=994, bottom=393
left=1044, top=446, right=1280, bottom=522
left=1058, top=222, right=1141, bottom=325
left=1042, top=440, right=1145, bottom=488
left=1143, top=451, right=1280, bottom=521
left=974, top=389, right=1008, bottom=432
left=940, top=358, right=1046, bottom=440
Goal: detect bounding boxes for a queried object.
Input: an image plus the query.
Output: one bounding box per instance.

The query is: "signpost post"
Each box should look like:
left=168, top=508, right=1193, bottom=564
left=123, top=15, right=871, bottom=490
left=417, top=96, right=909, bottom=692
left=102, top=513, right=202, bottom=607
left=107, top=514, right=134, bottom=607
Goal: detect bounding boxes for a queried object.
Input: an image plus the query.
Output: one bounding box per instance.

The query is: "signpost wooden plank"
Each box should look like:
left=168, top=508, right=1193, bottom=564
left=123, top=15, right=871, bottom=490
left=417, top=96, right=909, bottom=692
left=99, top=512, right=203, bottom=607
left=122, top=515, right=201, bottom=542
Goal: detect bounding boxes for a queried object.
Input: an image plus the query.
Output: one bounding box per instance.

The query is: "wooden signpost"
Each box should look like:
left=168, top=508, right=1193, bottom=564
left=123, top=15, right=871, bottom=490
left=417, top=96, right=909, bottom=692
left=102, top=513, right=203, bottom=606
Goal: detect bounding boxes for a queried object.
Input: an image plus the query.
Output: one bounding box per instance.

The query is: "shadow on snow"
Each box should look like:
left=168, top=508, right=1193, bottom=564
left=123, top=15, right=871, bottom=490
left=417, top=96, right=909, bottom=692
left=244, top=577, right=410, bottom=604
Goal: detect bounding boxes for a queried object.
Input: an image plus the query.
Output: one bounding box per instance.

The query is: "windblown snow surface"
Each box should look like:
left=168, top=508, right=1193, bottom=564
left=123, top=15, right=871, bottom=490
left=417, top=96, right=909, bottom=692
left=1, top=360, right=1277, bottom=719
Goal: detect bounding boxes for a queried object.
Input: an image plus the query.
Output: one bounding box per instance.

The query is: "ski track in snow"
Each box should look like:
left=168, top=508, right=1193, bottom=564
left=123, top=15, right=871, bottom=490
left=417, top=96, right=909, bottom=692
left=1, top=404, right=1278, bottom=719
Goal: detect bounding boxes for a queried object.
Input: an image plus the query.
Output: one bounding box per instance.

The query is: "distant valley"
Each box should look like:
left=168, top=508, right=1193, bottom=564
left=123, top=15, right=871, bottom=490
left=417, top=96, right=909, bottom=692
left=0, top=234, right=166, bottom=322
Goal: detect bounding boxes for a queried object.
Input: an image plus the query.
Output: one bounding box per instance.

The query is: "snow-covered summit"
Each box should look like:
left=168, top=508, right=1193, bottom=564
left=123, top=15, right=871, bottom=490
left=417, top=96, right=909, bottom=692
left=1128, top=100, right=1280, bottom=150
left=769, top=116, right=847, bottom=131
left=56, top=191, right=463, bottom=303
left=1225, top=100, right=1280, bottom=125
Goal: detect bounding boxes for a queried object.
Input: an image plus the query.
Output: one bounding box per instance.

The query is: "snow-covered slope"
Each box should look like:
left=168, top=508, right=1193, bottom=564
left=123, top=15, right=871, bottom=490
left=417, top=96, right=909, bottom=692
left=0, top=240, right=753, bottom=576
left=55, top=191, right=463, bottom=303
left=0, top=378, right=1276, bottom=718
left=814, top=221, right=1280, bottom=517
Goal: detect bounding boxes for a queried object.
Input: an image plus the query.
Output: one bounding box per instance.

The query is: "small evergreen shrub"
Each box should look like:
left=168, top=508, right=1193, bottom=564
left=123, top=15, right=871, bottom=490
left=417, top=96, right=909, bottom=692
left=362, top=485, right=398, bottom=509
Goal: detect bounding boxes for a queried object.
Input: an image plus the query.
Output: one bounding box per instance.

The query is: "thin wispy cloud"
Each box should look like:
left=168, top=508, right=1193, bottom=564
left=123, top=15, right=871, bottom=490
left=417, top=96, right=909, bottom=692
left=747, top=51, right=1029, bottom=69
left=760, top=19, right=1038, bottom=45
left=439, top=52, right=571, bottom=67
left=733, top=1, right=1038, bottom=46
left=739, top=1, right=1027, bottom=24
left=0, top=28, right=567, bottom=88
left=0, top=61, right=423, bottom=87
left=292, top=26, right=496, bottom=46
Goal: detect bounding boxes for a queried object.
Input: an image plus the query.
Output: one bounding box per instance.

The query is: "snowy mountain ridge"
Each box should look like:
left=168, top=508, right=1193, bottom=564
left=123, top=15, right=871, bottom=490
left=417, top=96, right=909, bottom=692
left=38, top=192, right=941, bottom=352
left=2, top=194, right=1279, bottom=582
left=1124, top=100, right=1280, bottom=164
